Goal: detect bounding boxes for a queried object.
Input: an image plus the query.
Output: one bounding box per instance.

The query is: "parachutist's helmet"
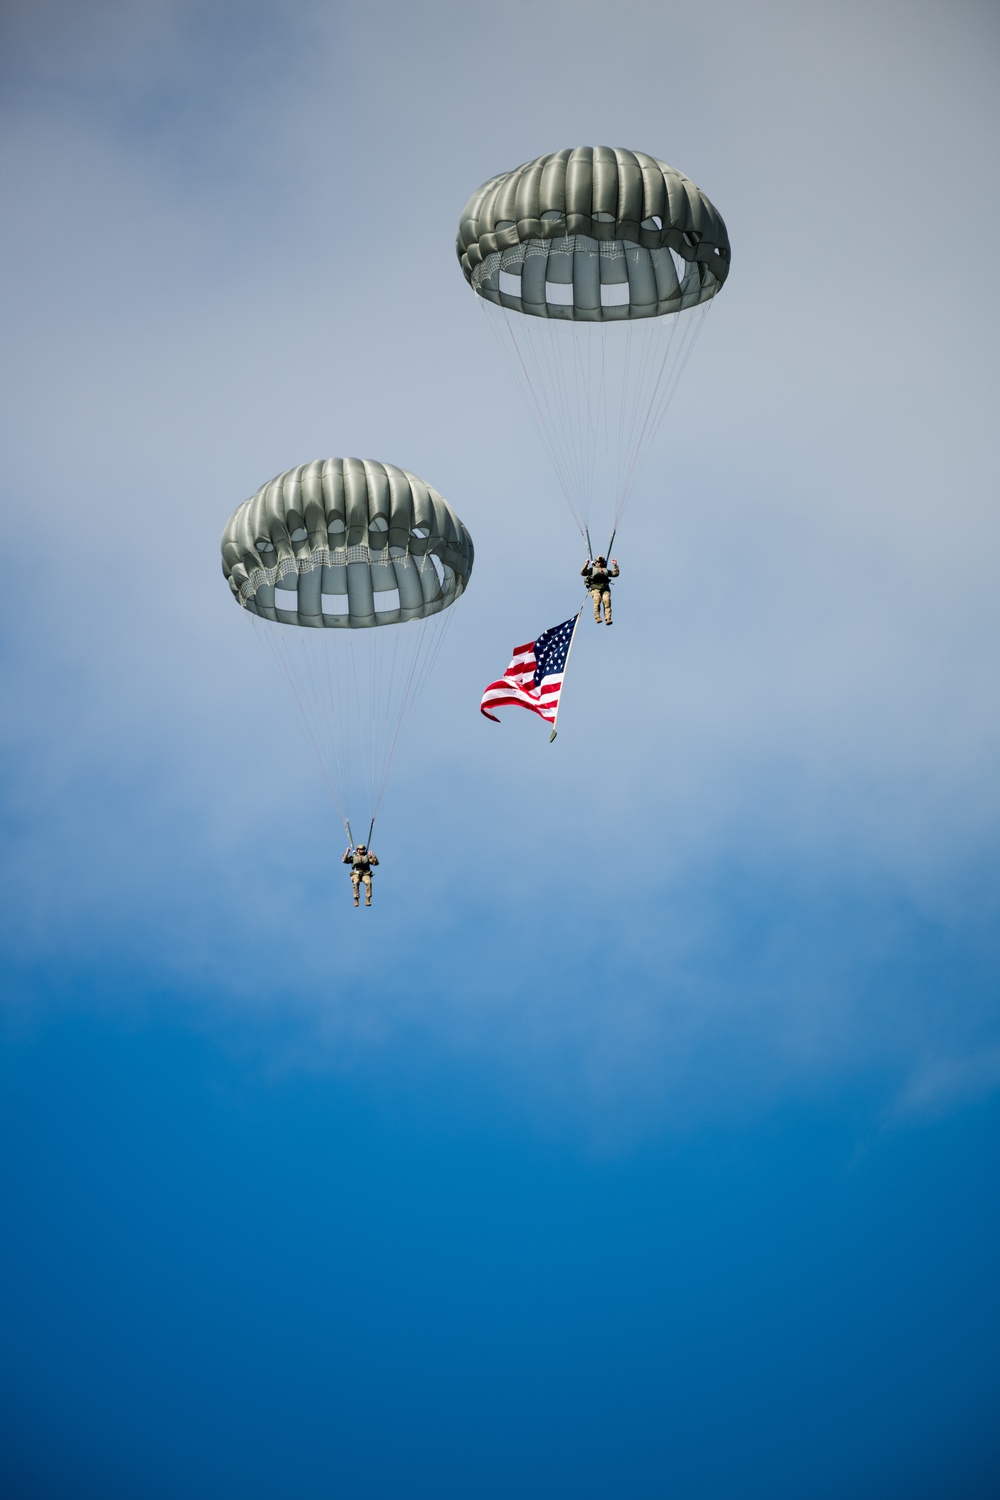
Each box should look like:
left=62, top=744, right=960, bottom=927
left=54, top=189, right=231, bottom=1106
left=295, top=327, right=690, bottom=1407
left=595, top=556, right=606, bottom=565
left=357, top=845, right=366, bottom=853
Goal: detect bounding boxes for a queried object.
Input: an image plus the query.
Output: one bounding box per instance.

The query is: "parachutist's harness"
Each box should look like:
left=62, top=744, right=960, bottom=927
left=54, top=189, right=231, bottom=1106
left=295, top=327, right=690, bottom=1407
left=344, top=818, right=377, bottom=871
left=582, top=564, right=612, bottom=592
left=581, top=560, right=618, bottom=592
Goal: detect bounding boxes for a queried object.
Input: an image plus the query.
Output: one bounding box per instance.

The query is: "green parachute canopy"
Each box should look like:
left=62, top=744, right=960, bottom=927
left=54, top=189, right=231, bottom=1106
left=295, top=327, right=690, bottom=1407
left=457, top=146, right=730, bottom=323
left=222, top=457, right=473, bottom=628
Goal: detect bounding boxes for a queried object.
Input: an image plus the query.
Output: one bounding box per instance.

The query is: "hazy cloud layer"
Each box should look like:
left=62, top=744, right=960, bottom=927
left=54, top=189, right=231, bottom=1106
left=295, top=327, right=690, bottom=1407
left=2, top=0, right=998, bottom=1135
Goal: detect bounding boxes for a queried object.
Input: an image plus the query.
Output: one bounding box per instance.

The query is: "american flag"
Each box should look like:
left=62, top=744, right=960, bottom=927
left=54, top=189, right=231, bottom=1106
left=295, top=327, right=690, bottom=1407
left=480, top=614, right=580, bottom=729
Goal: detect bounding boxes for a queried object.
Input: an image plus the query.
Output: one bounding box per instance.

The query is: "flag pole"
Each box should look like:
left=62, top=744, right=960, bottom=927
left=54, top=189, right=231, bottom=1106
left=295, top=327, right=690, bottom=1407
left=549, top=607, right=584, bottom=743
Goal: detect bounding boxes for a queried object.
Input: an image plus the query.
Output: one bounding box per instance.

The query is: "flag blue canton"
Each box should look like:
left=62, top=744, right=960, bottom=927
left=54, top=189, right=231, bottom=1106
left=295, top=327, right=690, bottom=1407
left=533, top=616, right=577, bottom=688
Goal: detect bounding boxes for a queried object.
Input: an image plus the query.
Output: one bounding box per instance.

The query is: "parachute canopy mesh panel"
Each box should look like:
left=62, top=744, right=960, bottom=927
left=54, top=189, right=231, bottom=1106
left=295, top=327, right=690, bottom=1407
left=222, top=457, right=474, bottom=628
left=456, top=148, right=730, bottom=542
left=222, top=459, right=474, bottom=834
left=457, top=146, right=730, bottom=323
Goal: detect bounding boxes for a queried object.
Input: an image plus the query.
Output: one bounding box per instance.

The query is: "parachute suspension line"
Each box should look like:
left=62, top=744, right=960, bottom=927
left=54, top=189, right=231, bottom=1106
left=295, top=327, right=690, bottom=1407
left=481, top=297, right=605, bottom=541
left=572, top=320, right=598, bottom=526
left=253, top=614, right=348, bottom=826
left=291, top=615, right=351, bottom=828
left=372, top=612, right=411, bottom=822
left=370, top=624, right=388, bottom=818
left=626, top=316, right=667, bottom=497
left=253, top=603, right=438, bottom=838
left=327, top=611, right=414, bottom=833
left=337, top=598, right=457, bottom=833
left=610, top=319, right=641, bottom=523
left=539, top=315, right=587, bottom=522
left=598, top=301, right=714, bottom=535
left=587, top=316, right=610, bottom=524
left=629, top=306, right=701, bottom=486
left=569, top=324, right=587, bottom=521
left=364, top=625, right=380, bottom=821
left=370, top=601, right=458, bottom=823
left=340, top=631, right=363, bottom=820
left=614, top=302, right=712, bottom=529
left=338, top=634, right=356, bottom=826
left=479, top=299, right=584, bottom=537
left=585, top=527, right=594, bottom=561
left=614, top=314, right=637, bottom=515
left=542, top=316, right=590, bottom=532
left=598, top=328, right=612, bottom=523
left=314, top=624, right=340, bottom=812
left=302, top=623, right=345, bottom=817
left=532, top=316, right=590, bottom=533
left=480, top=289, right=713, bottom=545
left=548, top=606, right=584, bottom=743
left=611, top=314, right=667, bottom=529
left=540, top=316, right=578, bottom=502
left=539, top=313, right=584, bottom=513
left=359, top=622, right=386, bottom=826
left=574, top=316, right=607, bottom=529
left=620, top=313, right=698, bottom=514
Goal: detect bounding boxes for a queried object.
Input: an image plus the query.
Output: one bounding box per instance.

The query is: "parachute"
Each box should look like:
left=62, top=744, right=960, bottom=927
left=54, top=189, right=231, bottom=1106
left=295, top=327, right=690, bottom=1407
left=222, top=457, right=474, bottom=839
left=457, top=146, right=730, bottom=550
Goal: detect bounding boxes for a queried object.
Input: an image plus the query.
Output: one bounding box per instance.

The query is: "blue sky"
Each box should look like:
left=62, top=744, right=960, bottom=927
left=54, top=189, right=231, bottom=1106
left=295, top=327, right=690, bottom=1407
left=2, top=1, right=999, bottom=1494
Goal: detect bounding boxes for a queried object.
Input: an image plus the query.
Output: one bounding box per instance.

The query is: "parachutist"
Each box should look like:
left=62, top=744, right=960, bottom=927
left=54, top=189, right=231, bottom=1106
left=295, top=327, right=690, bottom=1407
left=581, top=555, right=619, bottom=624
left=222, top=459, right=474, bottom=838
left=343, top=844, right=378, bottom=907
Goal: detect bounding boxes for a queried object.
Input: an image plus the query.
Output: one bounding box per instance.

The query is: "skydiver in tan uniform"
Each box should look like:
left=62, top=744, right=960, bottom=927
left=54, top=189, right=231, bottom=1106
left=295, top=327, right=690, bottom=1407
left=343, top=844, right=379, bottom=906
left=581, top=555, right=619, bottom=624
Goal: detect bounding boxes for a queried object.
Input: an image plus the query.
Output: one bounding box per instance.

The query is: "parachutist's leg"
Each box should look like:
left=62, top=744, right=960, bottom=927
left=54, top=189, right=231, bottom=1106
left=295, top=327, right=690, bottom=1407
left=363, top=873, right=372, bottom=907
left=351, top=874, right=361, bottom=906
left=591, top=589, right=601, bottom=623
left=603, top=588, right=612, bottom=625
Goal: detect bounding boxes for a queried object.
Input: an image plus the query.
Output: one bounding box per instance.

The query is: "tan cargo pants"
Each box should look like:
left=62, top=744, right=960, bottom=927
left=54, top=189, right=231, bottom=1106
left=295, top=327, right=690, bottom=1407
left=351, top=872, right=373, bottom=906
left=591, top=586, right=612, bottom=623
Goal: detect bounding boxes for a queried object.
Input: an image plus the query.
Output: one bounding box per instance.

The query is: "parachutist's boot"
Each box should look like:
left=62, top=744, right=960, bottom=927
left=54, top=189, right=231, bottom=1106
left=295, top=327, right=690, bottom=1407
left=353, top=896, right=359, bottom=906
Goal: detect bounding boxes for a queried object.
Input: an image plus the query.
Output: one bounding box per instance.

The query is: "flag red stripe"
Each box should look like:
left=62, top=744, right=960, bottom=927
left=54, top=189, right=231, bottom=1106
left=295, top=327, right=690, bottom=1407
left=480, top=693, right=556, bottom=724
left=480, top=674, right=563, bottom=723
